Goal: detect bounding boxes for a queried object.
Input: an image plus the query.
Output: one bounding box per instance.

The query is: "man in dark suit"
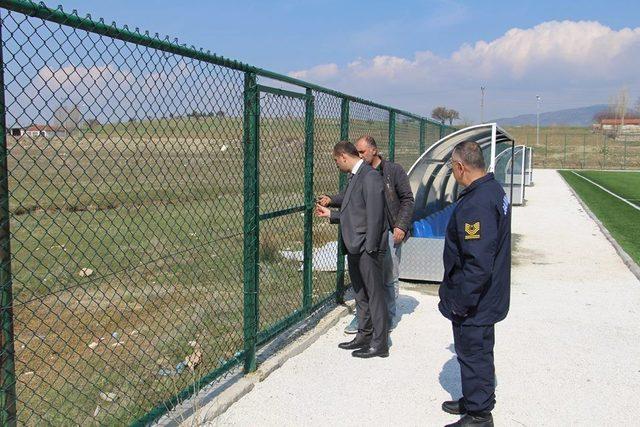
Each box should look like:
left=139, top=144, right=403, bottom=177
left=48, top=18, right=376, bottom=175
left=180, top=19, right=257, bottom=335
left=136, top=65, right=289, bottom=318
left=316, top=141, right=389, bottom=358
left=319, top=135, right=414, bottom=333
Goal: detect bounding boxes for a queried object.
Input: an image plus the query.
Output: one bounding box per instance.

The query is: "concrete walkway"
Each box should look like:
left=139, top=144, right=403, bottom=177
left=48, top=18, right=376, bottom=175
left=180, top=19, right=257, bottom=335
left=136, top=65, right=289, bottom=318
left=211, top=170, right=640, bottom=426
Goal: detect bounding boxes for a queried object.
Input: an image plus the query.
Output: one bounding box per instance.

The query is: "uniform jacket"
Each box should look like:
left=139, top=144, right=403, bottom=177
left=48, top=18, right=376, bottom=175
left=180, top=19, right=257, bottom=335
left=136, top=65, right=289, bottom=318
left=329, top=162, right=388, bottom=255
left=329, top=158, right=414, bottom=233
left=439, top=173, right=511, bottom=326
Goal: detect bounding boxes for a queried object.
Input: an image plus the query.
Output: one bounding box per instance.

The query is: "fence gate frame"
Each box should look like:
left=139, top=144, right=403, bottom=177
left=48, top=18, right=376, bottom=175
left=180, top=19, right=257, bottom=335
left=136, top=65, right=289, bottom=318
left=243, top=82, right=315, bottom=374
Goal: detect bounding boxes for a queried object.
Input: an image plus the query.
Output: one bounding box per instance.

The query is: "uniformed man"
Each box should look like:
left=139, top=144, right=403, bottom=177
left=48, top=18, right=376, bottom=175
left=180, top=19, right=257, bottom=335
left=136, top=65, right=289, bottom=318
left=439, top=141, right=511, bottom=427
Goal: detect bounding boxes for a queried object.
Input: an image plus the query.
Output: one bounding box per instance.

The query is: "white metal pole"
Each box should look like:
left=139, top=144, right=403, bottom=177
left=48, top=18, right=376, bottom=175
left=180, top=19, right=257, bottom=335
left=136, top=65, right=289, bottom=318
left=489, top=123, right=497, bottom=172
left=536, top=95, right=541, bottom=148
left=481, top=86, right=486, bottom=123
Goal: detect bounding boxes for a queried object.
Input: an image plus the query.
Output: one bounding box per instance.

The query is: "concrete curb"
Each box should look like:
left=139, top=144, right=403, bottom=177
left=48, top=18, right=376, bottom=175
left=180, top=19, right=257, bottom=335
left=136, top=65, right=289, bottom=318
left=558, top=171, right=640, bottom=282
left=177, top=300, right=355, bottom=425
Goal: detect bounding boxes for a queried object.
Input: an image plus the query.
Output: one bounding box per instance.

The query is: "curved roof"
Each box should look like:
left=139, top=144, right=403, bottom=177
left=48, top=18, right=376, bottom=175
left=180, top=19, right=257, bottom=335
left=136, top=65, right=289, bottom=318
left=408, top=123, right=515, bottom=176
left=406, top=123, right=516, bottom=221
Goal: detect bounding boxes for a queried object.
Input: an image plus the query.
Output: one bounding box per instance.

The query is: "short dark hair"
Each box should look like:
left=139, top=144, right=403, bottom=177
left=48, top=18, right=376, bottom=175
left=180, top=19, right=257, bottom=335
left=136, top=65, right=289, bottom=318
left=357, top=135, right=377, bottom=149
left=333, top=140, right=359, bottom=158
left=452, top=141, right=486, bottom=170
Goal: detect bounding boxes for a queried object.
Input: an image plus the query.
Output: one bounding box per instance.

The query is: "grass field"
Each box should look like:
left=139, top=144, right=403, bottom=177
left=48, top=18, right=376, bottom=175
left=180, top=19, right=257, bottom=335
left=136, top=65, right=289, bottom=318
left=559, top=170, right=640, bottom=265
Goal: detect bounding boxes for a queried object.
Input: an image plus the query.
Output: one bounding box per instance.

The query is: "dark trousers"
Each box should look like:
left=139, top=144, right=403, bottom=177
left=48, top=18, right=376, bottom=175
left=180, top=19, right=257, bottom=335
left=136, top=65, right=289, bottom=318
left=347, top=251, right=389, bottom=349
left=452, top=323, right=496, bottom=413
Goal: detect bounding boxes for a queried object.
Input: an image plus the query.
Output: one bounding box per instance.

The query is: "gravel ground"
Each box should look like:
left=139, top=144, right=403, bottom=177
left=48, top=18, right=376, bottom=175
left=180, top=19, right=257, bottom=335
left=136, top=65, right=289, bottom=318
left=210, top=170, right=640, bottom=426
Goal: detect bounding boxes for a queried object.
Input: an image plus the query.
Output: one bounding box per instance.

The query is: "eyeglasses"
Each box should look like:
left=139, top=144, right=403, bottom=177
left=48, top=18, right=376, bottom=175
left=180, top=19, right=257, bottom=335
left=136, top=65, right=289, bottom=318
left=446, top=158, right=461, bottom=170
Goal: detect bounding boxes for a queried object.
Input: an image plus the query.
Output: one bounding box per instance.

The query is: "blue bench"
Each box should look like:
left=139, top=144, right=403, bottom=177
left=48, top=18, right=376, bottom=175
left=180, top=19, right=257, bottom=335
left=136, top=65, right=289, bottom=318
left=411, top=203, right=456, bottom=238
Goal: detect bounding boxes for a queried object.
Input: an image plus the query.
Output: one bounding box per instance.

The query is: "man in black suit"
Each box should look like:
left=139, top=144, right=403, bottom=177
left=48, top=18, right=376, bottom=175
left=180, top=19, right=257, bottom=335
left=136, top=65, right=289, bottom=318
left=316, top=141, right=389, bottom=358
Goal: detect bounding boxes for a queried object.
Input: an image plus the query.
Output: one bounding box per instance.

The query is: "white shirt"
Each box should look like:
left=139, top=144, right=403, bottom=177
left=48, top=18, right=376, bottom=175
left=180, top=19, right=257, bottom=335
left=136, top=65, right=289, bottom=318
left=351, top=159, right=364, bottom=176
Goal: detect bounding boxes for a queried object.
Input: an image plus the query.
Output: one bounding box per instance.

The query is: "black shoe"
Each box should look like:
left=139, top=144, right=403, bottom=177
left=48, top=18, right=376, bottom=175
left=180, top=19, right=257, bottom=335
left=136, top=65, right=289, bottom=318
left=444, top=412, right=493, bottom=427
left=351, top=346, right=389, bottom=358
left=338, top=337, right=370, bottom=350
left=442, top=398, right=466, bottom=415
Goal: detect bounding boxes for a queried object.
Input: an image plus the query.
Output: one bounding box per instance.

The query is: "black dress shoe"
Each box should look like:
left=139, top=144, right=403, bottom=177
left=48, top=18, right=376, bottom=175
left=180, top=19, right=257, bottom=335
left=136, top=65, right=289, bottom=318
left=351, top=346, right=389, bottom=358
left=444, top=412, right=493, bottom=427
left=442, top=398, right=466, bottom=415
left=338, top=337, right=370, bottom=350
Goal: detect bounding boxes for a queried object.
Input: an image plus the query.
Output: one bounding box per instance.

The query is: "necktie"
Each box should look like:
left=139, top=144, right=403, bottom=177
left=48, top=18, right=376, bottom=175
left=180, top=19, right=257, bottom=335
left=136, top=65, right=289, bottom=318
left=346, top=172, right=354, bottom=189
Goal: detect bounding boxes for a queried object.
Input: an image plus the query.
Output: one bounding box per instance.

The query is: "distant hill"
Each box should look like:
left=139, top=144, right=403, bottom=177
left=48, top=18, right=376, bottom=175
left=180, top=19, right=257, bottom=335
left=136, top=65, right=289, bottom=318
left=494, top=104, right=609, bottom=127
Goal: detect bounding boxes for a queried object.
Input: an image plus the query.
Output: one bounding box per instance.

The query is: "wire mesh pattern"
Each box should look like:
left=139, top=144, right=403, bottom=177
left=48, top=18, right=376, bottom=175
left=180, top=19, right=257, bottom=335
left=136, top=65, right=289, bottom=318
left=348, top=102, right=390, bottom=156
left=256, top=90, right=306, bottom=333
left=510, top=131, right=640, bottom=170
left=310, top=92, right=343, bottom=304
left=0, top=1, right=454, bottom=425
left=394, top=114, right=421, bottom=171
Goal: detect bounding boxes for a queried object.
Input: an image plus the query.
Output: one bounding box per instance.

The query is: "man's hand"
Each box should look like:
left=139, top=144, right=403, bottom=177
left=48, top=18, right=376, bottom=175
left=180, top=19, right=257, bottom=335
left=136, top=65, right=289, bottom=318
left=392, top=227, right=406, bottom=244
left=315, top=204, right=330, bottom=218
left=317, top=195, right=332, bottom=207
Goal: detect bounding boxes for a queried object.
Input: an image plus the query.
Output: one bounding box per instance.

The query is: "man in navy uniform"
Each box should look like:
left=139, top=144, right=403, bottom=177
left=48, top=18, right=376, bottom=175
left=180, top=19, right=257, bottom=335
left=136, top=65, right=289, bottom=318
left=439, top=141, right=511, bottom=427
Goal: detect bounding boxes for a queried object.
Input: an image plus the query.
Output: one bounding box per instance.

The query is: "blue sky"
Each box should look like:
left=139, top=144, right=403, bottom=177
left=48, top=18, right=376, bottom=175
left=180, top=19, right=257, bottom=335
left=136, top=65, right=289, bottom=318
left=53, top=0, right=640, bottom=121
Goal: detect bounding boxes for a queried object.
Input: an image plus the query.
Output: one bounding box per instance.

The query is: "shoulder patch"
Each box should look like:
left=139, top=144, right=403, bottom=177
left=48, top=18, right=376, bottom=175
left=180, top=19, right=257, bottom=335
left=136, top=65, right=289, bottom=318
left=464, top=222, right=481, bottom=240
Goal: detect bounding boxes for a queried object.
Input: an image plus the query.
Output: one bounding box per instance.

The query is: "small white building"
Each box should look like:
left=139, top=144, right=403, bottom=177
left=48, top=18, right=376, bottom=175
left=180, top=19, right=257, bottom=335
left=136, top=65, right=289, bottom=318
left=24, top=125, right=68, bottom=138
left=592, top=118, right=640, bottom=135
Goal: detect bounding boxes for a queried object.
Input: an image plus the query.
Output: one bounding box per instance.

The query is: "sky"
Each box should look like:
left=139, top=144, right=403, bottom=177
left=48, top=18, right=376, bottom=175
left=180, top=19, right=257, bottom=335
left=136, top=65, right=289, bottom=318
left=48, top=0, right=640, bottom=122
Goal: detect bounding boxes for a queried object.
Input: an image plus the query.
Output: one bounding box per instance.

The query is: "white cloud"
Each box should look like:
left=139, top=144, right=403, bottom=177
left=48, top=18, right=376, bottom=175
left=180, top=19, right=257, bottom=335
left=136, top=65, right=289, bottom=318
left=289, top=63, right=339, bottom=81
left=286, top=20, right=640, bottom=119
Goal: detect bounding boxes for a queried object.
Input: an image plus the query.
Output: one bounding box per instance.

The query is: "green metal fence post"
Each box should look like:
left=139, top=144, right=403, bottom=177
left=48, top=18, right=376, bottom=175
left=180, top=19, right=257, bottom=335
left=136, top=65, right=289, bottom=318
left=419, top=119, right=426, bottom=155
left=544, top=134, right=548, bottom=168
left=388, top=111, right=396, bottom=162
left=242, top=72, right=259, bottom=373
left=603, top=134, right=607, bottom=170
left=0, top=18, right=16, bottom=424
left=624, top=135, right=627, bottom=170
left=439, top=123, right=445, bottom=140
left=582, top=134, right=586, bottom=169
left=335, top=98, right=349, bottom=304
left=302, top=89, right=314, bottom=312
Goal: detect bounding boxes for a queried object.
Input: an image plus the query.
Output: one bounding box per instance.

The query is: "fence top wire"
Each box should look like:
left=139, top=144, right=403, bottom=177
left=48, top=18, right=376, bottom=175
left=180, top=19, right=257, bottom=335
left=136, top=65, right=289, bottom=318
left=0, top=0, right=455, bottom=132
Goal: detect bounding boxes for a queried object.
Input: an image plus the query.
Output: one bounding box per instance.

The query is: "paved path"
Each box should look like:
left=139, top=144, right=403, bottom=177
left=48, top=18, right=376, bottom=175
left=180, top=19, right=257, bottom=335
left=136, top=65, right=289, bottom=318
left=211, top=170, right=640, bottom=426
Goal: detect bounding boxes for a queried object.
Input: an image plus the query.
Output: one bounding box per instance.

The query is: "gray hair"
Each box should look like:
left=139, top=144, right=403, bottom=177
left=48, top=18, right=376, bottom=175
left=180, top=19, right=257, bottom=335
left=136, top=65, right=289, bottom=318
left=452, top=141, right=486, bottom=170
left=357, top=135, right=377, bottom=149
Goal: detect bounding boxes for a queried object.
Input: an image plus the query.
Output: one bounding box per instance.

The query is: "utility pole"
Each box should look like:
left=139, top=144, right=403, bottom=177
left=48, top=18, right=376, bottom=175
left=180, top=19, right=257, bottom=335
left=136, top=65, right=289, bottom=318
left=536, top=95, right=541, bottom=148
left=480, top=86, right=486, bottom=123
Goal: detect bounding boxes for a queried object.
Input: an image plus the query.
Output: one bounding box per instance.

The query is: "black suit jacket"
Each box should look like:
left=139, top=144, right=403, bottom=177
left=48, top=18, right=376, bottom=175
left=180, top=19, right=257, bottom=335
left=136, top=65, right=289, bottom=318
left=329, top=163, right=388, bottom=255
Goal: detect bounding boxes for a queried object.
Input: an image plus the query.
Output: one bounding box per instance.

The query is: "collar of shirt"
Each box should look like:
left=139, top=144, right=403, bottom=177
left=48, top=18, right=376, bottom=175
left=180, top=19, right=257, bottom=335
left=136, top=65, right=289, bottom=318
left=459, top=172, right=495, bottom=197
left=374, top=157, right=383, bottom=172
left=351, top=158, right=364, bottom=176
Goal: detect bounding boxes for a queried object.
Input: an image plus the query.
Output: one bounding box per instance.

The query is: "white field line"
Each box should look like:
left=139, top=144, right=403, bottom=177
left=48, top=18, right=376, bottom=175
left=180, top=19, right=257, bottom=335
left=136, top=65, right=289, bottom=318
left=571, top=171, right=640, bottom=212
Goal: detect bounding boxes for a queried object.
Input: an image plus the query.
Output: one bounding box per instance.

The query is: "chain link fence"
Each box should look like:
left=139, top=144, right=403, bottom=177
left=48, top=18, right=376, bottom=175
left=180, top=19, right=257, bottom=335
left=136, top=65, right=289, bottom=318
left=505, top=128, right=640, bottom=170
left=0, top=1, right=454, bottom=424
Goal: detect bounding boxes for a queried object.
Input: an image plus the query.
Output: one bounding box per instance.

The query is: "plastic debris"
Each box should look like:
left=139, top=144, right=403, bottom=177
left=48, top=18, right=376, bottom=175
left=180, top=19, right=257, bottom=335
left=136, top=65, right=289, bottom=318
left=93, top=406, right=100, bottom=417
left=221, top=144, right=228, bottom=152
left=157, top=341, right=203, bottom=376
left=99, top=392, right=117, bottom=402
left=185, top=341, right=202, bottom=371
left=78, top=268, right=94, bottom=277
left=158, top=360, right=187, bottom=377
left=88, top=342, right=99, bottom=350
